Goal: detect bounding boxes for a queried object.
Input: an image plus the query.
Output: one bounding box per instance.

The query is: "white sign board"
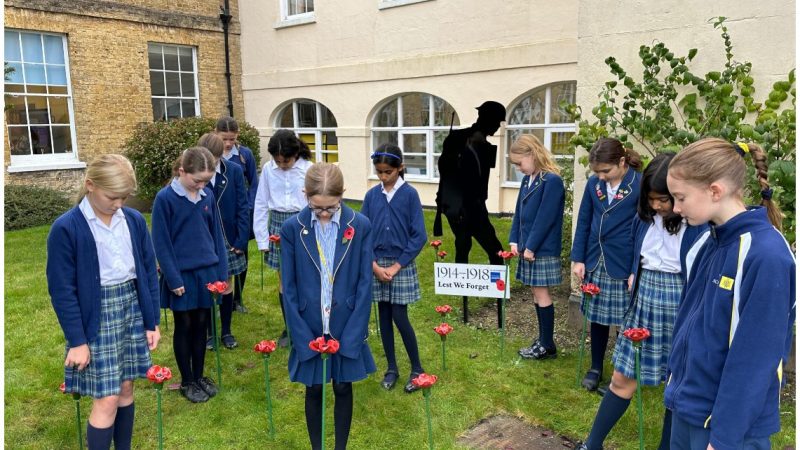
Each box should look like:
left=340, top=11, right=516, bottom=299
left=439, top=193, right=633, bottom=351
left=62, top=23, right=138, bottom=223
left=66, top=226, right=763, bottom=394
left=434, top=262, right=510, bottom=298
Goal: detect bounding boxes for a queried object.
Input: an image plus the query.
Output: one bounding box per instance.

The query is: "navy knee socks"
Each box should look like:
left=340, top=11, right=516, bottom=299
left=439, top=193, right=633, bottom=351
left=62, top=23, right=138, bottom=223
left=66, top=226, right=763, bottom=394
left=87, top=422, right=114, bottom=450
left=589, top=323, right=610, bottom=372
left=533, top=304, right=542, bottom=343
left=113, top=403, right=135, bottom=450
left=585, top=389, right=631, bottom=450
left=539, top=305, right=555, bottom=349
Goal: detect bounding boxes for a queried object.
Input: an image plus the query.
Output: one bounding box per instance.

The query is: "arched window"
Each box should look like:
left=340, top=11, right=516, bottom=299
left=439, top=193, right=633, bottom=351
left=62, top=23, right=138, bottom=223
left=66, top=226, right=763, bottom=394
left=275, top=99, right=338, bottom=163
left=371, top=93, right=459, bottom=180
left=506, top=82, right=577, bottom=183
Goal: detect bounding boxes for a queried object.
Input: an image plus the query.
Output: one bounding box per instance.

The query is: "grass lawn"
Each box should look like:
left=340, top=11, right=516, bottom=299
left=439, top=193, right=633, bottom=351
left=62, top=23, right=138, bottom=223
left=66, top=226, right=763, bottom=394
left=5, top=204, right=795, bottom=449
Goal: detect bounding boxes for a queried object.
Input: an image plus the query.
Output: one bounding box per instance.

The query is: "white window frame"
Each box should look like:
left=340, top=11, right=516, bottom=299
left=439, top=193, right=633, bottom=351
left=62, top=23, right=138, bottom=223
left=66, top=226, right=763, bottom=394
left=378, top=0, right=435, bottom=10
left=147, top=43, right=201, bottom=121
left=370, top=93, right=458, bottom=182
left=5, top=30, right=84, bottom=172
left=504, top=82, right=577, bottom=187
left=277, top=0, right=316, bottom=28
left=275, top=100, right=338, bottom=163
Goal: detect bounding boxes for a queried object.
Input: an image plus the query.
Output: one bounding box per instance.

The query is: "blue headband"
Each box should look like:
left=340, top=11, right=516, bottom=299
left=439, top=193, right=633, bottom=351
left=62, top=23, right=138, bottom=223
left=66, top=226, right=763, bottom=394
left=371, top=152, right=401, bottom=160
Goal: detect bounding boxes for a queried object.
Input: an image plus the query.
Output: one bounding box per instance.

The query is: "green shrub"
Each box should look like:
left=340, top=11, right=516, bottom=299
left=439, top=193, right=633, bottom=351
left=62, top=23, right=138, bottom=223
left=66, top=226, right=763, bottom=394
left=123, top=117, right=261, bottom=201
left=5, top=184, right=72, bottom=231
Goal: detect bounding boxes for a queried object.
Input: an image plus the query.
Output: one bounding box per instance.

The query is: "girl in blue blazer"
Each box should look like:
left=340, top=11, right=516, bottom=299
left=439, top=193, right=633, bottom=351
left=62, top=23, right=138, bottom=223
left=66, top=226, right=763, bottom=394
left=570, top=137, right=642, bottom=391
left=664, top=139, right=794, bottom=450
left=507, top=135, right=566, bottom=360
left=47, top=154, right=160, bottom=450
left=579, top=152, right=706, bottom=450
left=152, top=147, right=229, bottom=404
left=361, top=143, right=427, bottom=392
left=281, top=163, right=376, bottom=450
left=216, top=116, right=258, bottom=313
left=199, top=133, right=249, bottom=350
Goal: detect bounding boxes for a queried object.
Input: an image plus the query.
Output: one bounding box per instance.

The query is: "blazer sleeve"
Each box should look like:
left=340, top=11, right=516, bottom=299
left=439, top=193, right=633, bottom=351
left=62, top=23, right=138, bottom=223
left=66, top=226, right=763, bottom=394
left=398, top=189, right=426, bottom=267
left=525, top=176, right=565, bottom=253
left=339, top=219, right=374, bottom=359
left=508, top=182, right=523, bottom=245
left=151, top=194, right=183, bottom=290
left=570, top=181, right=594, bottom=263
left=46, top=219, right=86, bottom=347
left=137, top=215, right=161, bottom=328
left=232, top=170, right=250, bottom=251
left=253, top=165, right=271, bottom=250
left=243, top=149, right=258, bottom=210
left=281, top=222, right=318, bottom=363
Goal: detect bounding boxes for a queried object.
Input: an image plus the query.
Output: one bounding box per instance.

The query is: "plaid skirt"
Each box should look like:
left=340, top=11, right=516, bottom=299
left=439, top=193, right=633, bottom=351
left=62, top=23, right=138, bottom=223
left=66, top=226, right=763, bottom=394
left=516, top=255, right=562, bottom=287
left=227, top=249, right=247, bottom=276
left=372, top=257, right=421, bottom=305
left=264, top=210, right=298, bottom=270
left=64, top=280, right=151, bottom=398
left=580, top=258, right=628, bottom=327
left=612, top=269, right=683, bottom=385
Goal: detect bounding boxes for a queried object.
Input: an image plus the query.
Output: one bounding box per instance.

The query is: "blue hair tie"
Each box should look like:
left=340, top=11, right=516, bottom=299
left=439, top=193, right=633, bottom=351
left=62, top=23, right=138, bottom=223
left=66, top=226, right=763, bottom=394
left=371, top=152, right=402, bottom=160
left=761, top=188, right=773, bottom=201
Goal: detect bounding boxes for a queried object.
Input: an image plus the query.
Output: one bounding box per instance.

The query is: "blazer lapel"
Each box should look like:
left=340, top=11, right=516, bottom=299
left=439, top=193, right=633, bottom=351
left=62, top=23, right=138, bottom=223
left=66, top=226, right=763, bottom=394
left=215, top=162, right=229, bottom=206
left=595, top=179, right=609, bottom=209
left=332, top=206, right=355, bottom=279
left=522, top=172, right=544, bottom=202
left=606, top=168, right=636, bottom=212
left=297, top=209, right=322, bottom=276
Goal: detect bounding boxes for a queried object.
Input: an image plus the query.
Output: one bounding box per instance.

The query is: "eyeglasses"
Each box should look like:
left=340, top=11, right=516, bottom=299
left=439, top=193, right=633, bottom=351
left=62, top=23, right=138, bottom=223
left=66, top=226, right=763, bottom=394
left=308, top=202, right=341, bottom=215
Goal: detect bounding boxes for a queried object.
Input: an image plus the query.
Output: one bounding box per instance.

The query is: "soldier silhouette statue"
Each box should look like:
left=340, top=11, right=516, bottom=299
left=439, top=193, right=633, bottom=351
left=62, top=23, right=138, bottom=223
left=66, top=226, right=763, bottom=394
left=434, top=101, right=506, bottom=326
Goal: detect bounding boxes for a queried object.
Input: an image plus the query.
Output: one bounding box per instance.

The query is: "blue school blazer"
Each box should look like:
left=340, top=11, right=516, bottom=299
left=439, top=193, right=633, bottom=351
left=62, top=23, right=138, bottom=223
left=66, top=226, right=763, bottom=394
left=46, top=207, right=160, bottom=348
left=280, top=205, right=377, bottom=386
left=213, top=160, right=250, bottom=252
left=570, top=168, right=641, bottom=279
left=629, top=216, right=708, bottom=283
left=508, top=171, right=565, bottom=257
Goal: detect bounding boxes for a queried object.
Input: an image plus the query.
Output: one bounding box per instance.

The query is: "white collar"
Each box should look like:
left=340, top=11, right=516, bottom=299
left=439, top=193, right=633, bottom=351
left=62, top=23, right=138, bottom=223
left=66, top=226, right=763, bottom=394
left=381, top=177, right=405, bottom=195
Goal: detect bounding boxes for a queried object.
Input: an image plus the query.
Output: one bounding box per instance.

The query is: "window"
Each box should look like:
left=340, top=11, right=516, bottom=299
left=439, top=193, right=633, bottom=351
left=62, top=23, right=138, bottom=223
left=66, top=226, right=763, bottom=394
left=276, top=100, right=338, bottom=163
left=281, top=0, right=314, bottom=20
left=148, top=43, right=199, bottom=121
left=506, top=82, right=577, bottom=183
left=371, top=93, right=459, bottom=180
left=4, top=30, right=82, bottom=170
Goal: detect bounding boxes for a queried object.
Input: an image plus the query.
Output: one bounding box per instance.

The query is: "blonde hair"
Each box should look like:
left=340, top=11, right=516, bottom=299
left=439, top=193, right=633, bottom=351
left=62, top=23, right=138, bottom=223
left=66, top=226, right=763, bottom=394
left=669, top=137, right=782, bottom=229
left=78, top=154, right=137, bottom=202
left=305, top=163, right=344, bottom=197
left=509, top=134, right=561, bottom=176
left=197, top=132, right=224, bottom=159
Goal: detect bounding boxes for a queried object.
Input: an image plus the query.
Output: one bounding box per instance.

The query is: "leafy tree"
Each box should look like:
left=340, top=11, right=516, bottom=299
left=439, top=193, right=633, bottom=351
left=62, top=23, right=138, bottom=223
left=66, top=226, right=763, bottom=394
left=566, top=17, right=796, bottom=243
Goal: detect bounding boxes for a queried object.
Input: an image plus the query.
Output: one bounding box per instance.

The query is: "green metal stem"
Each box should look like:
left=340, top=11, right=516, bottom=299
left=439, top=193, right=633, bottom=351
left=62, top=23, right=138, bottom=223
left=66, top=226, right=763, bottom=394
left=441, top=339, right=447, bottom=371
left=264, top=356, right=275, bottom=439
left=321, top=355, right=327, bottom=450
left=211, top=299, right=222, bottom=389
left=635, top=346, right=644, bottom=450
left=423, top=389, right=434, bottom=450
left=75, top=397, right=83, bottom=450
left=156, top=386, right=163, bottom=450
left=575, top=294, right=589, bottom=387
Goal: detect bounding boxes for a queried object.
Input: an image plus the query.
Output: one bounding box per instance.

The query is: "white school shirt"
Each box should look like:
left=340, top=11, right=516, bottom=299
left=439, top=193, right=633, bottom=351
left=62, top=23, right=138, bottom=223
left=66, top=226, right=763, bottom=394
left=311, top=208, right=341, bottom=335
left=606, top=182, right=621, bottom=205
left=209, top=161, right=222, bottom=187
left=78, top=196, right=136, bottom=286
left=640, top=215, right=686, bottom=273
left=170, top=177, right=206, bottom=204
left=253, top=158, right=313, bottom=250
left=381, top=177, right=405, bottom=203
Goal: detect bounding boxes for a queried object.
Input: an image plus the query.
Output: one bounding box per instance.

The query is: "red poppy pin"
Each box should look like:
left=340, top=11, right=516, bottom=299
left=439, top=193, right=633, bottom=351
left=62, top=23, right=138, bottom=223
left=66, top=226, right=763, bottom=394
left=342, top=226, right=355, bottom=244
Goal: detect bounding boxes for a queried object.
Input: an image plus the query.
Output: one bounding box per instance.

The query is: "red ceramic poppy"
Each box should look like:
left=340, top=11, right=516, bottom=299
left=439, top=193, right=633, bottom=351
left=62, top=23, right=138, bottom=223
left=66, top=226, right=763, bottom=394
left=254, top=340, right=277, bottom=354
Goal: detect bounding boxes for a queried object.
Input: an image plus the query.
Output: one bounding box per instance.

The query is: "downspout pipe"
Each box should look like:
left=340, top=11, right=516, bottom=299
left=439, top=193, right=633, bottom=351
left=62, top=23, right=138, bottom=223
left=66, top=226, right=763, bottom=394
left=220, top=0, right=234, bottom=117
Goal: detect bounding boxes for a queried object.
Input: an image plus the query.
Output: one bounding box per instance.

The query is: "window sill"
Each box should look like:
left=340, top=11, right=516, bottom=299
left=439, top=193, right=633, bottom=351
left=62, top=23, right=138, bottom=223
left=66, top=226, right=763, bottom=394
left=274, top=14, right=316, bottom=29
left=378, top=0, right=434, bottom=10
left=7, top=161, right=87, bottom=173
left=501, top=181, right=523, bottom=189
left=368, top=175, right=441, bottom=184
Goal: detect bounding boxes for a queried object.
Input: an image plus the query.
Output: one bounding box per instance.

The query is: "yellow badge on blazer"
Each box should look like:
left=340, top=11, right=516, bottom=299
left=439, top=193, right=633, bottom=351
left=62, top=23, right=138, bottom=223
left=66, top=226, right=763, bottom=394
left=719, top=276, right=734, bottom=290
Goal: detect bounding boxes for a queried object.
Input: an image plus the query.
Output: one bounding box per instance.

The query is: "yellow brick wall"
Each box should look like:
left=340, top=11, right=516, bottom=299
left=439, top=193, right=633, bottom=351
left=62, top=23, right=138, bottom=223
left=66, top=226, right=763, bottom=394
left=4, top=0, right=244, bottom=193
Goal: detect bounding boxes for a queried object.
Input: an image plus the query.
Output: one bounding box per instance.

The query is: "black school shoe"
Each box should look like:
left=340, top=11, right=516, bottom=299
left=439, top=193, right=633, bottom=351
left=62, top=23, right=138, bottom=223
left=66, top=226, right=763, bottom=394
left=197, top=377, right=218, bottom=398
left=404, top=372, right=422, bottom=393
left=277, top=330, right=289, bottom=348
left=180, top=382, right=210, bottom=403
left=581, top=369, right=603, bottom=391
left=222, top=334, right=238, bottom=349
left=519, top=342, right=557, bottom=360
left=381, top=370, right=399, bottom=390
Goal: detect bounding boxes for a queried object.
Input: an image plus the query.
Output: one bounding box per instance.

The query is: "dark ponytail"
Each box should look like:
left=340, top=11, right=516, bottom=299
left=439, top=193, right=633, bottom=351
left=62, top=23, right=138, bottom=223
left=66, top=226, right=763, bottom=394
left=746, top=143, right=783, bottom=230
left=371, top=143, right=404, bottom=179
left=268, top=129, right=312, bottom=160
left=589, top=137, right=643, bottom=171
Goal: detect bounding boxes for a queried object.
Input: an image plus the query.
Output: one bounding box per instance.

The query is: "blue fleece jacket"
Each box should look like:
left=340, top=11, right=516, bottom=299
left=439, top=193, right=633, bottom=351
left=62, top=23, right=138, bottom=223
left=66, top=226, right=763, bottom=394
left=360, top=182, right=427, bottom=267
left=46, top=206, right=160, bottom=347
left=508, top=171, right=565, bottom=257
left=664, top=207, right=795, bottom=450
left=570, top=168, right=641, bottom=279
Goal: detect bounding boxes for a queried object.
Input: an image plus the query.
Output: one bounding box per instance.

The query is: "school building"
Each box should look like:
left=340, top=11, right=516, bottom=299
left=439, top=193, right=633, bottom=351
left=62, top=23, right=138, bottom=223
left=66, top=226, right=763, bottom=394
left=3, top=0, right=245, bottom=192
left=238, top=0, right=795, bottom=218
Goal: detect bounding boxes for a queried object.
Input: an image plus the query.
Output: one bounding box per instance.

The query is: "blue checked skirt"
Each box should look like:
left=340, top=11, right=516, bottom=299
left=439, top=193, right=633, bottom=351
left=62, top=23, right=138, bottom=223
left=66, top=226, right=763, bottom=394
left=227, top=249, right=247, bottom=276
left=516, top=255, right=562, bottom=287
left=612, top=269, right=683, bottom=385
left=580, top=257, right=628, bottom=327
left=372, top=257, right=421, bottom=305
left=264, top=210, right=298, bottom=270
left=64, top=280, right=151, bottom=398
